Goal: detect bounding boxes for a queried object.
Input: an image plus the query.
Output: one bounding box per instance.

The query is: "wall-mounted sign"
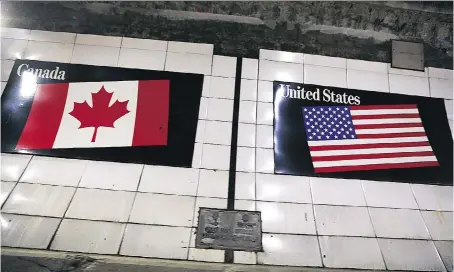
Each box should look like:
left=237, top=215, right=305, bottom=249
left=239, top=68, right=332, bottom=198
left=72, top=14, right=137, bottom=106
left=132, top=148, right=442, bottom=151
left=196, top=208, right=262, bottom=251
left=273, top=81, right=453, bottom=185
left=2, top=60, right=203, bottom=167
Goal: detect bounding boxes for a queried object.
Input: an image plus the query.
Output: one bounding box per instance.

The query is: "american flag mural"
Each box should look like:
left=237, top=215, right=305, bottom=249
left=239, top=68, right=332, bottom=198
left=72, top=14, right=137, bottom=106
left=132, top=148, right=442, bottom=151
left=302, top=104, right=439, bottom=173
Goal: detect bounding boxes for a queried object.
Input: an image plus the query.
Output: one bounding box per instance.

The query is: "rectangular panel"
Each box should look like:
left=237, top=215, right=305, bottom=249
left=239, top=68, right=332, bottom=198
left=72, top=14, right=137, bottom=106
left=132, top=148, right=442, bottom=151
left=1, top=59, right=204, bottom=167
left=273, top=81, right=453, bottom=185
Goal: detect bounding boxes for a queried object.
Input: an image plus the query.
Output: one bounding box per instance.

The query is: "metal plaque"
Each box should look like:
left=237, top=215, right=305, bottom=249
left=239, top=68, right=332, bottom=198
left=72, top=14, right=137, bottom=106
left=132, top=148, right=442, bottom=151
left=392, top=40, right=424, bottom=71
left=195, top=208, right=262, bottom=251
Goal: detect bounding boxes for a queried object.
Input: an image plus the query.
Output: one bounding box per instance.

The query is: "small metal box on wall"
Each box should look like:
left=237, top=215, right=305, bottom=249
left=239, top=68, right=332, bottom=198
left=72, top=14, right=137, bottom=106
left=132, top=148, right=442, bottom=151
left=391, top=40, right=424, bottom=71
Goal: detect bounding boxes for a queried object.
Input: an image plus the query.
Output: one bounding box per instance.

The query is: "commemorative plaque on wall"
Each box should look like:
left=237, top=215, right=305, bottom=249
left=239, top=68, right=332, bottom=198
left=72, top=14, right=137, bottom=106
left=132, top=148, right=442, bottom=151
left=1, top=60, right=203, bottom=167
left=273, top=81, right=453, bottom=185
left=196, top=208, right=262, bottom=251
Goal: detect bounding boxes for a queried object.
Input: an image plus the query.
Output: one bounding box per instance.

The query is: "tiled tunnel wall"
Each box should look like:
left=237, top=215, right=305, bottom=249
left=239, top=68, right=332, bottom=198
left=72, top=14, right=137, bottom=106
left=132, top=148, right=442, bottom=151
left=1, top=28, right=453, bottom=271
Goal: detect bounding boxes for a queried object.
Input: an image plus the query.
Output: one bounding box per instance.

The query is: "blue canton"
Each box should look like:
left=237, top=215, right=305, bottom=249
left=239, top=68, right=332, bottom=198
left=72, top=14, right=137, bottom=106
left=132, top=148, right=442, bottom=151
left=302, top=106, right=357, bottom=141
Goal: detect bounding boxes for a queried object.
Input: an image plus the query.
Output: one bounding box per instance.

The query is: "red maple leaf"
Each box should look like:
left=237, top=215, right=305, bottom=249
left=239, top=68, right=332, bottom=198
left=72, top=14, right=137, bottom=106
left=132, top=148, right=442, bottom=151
left=69, top=86, right=130, bottom=142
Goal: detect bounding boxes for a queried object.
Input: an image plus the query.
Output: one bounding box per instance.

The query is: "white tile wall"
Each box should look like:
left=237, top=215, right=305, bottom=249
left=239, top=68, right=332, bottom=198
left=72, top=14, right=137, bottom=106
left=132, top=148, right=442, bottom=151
left=236, top=147, right=255, bottom=172
left=208, top=76, right=235, bottom=99
left=241, top=58, right=258, bottom=79
left=167, top=41, right=213, bottom=55
left=238, top=101, right=257, bottom=123
left=1, top=154, right=32, bottom=182
left=255, top=148, right=274, bottom=173
left=257, top=80, right=274, bottom=103
left=1, top=38, right=28, bottom=60
left=258, top=60, right=304, bottom=83
left=120, top=224, right=191, bottom=259
left=304, top=65, right=347, bottom=88
left=211, top=55, right=236, bottom=78
left=20, top=156, right=86, bottom=186
left=421, top=211, right=453, bottom=240
left=75, top=34, right=122, bottom=47
left=206, top=98, right=234, bottom=122
left=235, top=172, right=255, bottom=200
left=411, top=184, right=453, bottom=211
left=24, top=41, right=74, bottom=63
left=434, top=241, right=453, bottom=271
left=389, top=74, right=430, bottom=96
left=430, top=77, right=453, bottom=99
left=240, top=79, right=257, bottom=101
left=30, top=30, right=76, bottom=43
left=50, top=219, right=125, bottom=254
left=347, top=69, right=389, bottom=92
left=256, top=173, right=311, bottom=203
left=314, top=205, right=375, bottom=237
left=378, top=239, right=446, bottom=271
left=2, top=183, right=75, bottom=217
left=1, top=27, right=30, bottom=40
left=203, top=120, right=232, bottom=145
left=197, top=169, right=229, bottom=198
left=65, top=188, right=135, bottom=222
left=304, top=54, right=346, bottom=68
left=256, top=102, right=273, bottom=125
left=257, top=202, right=316, bottom=234
left=256, top=125, right=273, bottom=148
left=201, top=144, right=231, bottom=171
left=78, top=161, right=143, bottom=191
left=117, top=48, right=166, bottom=70
left=129, top=193, right=195, bottom=227
left=259, top=49, right=304, bottom=63
left=2, top=30, right=453, bottom=270
left=1, top=60, right=14, bottom=81
left=346, top=59, right=388, bottom=73
left=165, top=52, right=212, bottom=75
left=0, top=181, right=16, bottom=206
left=71, top=44, right=120, bottom=66
left=318, top=236, right=385, bottom=269
left=310, top=177, right=366, bottom=206
left=428, top=67, right=453, bottom=80
left=362, top=180, right=419, bottom=209
left=258, top=234, right=322, bottom=267
left=369, top=207, right=430, bottom=239
left=237, top=123, right=256, bottom=147
left=1, top=214, right=60, bottom=249
left=121, top=37, right=167, bottom=51
left=138, top=165, right=199, bottom=196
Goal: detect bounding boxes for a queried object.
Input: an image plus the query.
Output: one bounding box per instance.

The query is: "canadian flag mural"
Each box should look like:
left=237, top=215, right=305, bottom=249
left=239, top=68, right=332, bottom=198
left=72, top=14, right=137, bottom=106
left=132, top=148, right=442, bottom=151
left=16, top=80, right=170, bottom=150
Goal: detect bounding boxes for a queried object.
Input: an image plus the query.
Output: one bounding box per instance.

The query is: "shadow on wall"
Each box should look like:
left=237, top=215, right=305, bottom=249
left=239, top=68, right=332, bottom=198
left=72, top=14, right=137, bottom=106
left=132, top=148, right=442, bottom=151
left=1, top=1, right=452, bottom=69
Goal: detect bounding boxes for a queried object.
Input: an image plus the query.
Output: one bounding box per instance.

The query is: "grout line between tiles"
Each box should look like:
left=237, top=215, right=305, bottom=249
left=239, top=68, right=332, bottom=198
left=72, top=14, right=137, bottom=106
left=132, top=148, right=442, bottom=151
left=361, top=181, right=388, bottom=269
left=116, top=165, right=145, bottom=255
left=1, top=155, right=33, bottom=210
left=308, top=179, right=325, bottom=267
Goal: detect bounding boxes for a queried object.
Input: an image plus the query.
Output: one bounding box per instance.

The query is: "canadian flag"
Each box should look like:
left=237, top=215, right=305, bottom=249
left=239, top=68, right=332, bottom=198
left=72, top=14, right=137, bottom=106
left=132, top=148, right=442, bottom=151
left=16, top=80, right=170, bottom=150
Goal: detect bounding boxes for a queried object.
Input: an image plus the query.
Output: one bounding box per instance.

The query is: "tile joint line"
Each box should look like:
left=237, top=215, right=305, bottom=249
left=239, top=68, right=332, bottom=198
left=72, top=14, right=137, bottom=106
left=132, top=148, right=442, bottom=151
left=224, top=57, right=243, bottom=263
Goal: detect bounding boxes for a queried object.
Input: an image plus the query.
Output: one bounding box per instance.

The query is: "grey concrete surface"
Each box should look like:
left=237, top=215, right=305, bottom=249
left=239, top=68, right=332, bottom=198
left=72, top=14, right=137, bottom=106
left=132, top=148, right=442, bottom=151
left=0, top=1, right=452, bottom=68
left=1, top=248, right=389, bottom=272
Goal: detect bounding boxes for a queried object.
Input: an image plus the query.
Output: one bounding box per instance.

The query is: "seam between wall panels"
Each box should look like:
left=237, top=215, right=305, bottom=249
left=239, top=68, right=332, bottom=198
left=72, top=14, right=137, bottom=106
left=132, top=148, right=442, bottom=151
left=309, top=178, right=325, bottom=267
left=117, top=164, right=145, bottom=255
left=1, top=156, right=34, bottom=210
left=361, top=182, right=388, bottom=270
left=224, top=57, right=242, bottom=263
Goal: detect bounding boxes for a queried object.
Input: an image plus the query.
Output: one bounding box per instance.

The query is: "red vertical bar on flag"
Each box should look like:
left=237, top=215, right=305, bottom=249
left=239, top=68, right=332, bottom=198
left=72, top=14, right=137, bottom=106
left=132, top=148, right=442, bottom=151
left=132, top=80, right=170, bottom=146
left=16, top=83, right=70, bottom=150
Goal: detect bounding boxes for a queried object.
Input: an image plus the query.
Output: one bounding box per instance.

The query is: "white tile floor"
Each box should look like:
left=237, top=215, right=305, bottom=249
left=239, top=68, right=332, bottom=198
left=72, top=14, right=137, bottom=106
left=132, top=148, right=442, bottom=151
left=1, top=29, right=453, bottom=270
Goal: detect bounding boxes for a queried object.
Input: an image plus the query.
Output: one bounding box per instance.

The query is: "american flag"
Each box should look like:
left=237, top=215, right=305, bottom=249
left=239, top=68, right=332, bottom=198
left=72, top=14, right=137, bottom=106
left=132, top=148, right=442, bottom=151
left=302, top=104, right=439, bottom=173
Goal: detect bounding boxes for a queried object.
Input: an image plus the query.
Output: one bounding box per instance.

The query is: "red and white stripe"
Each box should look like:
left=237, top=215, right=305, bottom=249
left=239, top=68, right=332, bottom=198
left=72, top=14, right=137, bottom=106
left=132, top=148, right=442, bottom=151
left=309, top=104, right=438, bottom=173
